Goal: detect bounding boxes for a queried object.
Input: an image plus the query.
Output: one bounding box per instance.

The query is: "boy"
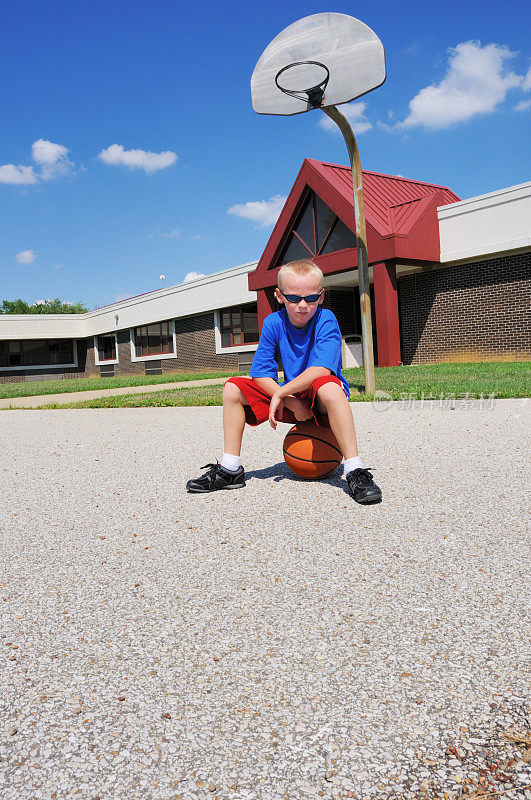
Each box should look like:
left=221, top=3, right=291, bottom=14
left=186, top=259, right=381, bottom=503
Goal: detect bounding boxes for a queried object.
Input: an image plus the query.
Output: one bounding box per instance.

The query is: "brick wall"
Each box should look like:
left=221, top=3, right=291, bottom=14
left=115, top=329, right=145, bottom=376
left=398, top=251, right=531, bottom=364
left=57, top=316, right=240, bottom=381
left=173, top=313, right=239, bottom=372
left=322, top=289, right=359, bottom=336
left=84, top=336, right=97, bottom=377
left=81, top=330, right=143, bottom=379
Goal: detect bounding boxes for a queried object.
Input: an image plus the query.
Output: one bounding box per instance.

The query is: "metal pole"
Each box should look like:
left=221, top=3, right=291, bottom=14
left=322, top=105, right=376, bottom=395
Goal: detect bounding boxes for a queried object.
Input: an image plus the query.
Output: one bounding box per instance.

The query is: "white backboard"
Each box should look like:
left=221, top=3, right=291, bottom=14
left=251, top=13, right=386, bottom=116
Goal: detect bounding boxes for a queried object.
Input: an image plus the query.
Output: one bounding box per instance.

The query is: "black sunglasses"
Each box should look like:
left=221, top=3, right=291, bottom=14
left=278, top=289, right=323, bottom=304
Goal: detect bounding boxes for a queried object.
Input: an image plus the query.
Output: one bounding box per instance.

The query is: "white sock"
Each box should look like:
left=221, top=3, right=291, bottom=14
left=343, top=456, right=363, bottom=477
left=220, top=452, right=242, bottom=472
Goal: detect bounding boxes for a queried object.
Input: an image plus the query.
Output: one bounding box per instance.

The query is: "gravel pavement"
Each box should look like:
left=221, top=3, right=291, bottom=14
left=1, top=399, right=530, bottom=800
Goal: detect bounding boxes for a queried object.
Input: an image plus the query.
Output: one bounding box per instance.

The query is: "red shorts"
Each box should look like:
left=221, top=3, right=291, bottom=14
left=225, top=375, right=344, bottom=428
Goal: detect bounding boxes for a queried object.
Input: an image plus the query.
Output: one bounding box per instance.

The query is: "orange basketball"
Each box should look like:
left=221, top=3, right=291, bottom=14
left=283, top=421, right=343, bottom=479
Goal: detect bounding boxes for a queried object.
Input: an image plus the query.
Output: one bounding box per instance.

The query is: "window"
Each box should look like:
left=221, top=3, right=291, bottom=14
left=276, top=190, right=356, bottom=266
left=220, top=304, right=259, bottom=348
left=134, top=322, right=173, bottom=357
left=0, top=339, right=74, bottom=368
left=97, top=334, right=116, bottom=362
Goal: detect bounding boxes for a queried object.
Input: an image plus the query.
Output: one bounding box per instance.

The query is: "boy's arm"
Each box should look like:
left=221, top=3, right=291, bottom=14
left=274, top=366, right=331, bottom=398
left=249, top=317, right=279, bottom=386
left=254, top=367, right=331, bottom=400
left=254, top=377, right=314, bottom=421
left=268, top=366, right=331, bottom=429
left=252, top=377, right=281, bottom=396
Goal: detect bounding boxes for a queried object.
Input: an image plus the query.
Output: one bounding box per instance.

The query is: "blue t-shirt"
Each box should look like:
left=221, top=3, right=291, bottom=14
left=249, top=307, right=350, bottom=399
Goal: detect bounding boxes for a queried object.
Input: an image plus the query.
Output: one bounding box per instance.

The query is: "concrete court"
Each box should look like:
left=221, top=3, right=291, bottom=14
left=0, top=399, right=529, bottom=800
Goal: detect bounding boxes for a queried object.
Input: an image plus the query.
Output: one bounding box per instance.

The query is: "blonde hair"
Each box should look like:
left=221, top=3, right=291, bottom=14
left=277, top=260, right=323, bottom=292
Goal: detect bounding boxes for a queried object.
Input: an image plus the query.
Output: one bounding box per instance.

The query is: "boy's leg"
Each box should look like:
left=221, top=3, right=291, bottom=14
left=222, top=380, right=305, bottom=452
left=186, top=379, right=248, bottom=492
left=222, top=380, right=248, bottom=457
left=186, top=377, right=278, bottom=493
left=315, top=380, right=382, bottom=504
left=315, top=381, right=359, bottom=460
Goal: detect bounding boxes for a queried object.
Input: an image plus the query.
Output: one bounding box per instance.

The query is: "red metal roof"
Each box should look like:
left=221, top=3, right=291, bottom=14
left=307, top=159, right=460, bottom=237
left=248, top=159, right=461, bottom=291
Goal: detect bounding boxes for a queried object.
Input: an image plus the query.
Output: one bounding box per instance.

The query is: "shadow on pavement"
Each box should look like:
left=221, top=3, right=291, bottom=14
left=246, top=460, right=345, bottom=487
left=246, top=462, right=381, bottom=502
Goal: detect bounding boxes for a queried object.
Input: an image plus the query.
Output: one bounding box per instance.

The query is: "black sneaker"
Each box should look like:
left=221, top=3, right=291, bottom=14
left=186, top=461, right=246, bottom=493
left=346, top=467, right=382, bottom=504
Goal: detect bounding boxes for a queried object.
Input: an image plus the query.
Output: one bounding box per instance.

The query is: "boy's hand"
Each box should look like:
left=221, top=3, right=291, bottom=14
left=268, top=392, right=285, bottom=430
left=269, top=393, right=313, bottom=429
left=284, top=395, right=313, bottom=422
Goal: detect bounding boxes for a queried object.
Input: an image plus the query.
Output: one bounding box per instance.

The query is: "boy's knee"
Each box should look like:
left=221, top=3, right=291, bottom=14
left=223, top=380, right=246, bottom=404
left=316, top=381, right=346, bottom=406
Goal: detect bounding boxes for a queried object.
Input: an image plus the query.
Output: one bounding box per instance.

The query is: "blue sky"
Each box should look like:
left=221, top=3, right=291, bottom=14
left=1, top=0, right=530, bottom=310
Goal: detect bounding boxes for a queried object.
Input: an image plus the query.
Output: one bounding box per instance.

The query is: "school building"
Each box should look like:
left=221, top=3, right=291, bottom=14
left=1, top=159, right=530, bottom=383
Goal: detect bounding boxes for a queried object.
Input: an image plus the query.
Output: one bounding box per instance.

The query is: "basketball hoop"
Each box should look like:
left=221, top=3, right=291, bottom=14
left=251, top=13, right=385, bottom=116
left=275, top=61, right=330, bottom=109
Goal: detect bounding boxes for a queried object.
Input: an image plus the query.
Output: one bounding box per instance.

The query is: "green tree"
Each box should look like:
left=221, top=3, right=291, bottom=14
left=0, top=299, right=32, bottom=314
left=0, top=298, right=88, bottom=314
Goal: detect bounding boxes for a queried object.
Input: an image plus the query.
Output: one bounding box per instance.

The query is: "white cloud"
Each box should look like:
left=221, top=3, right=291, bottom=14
left=190, top=234, right=202, bottom=241
left=405, top=42, right=420, bottom=56
left=153, top=226, right=181, bottom=239
left=515, top=98, right=531, bottom=112
left=523, top=65, right=531, bottom=90
left=319, top=101, right=373, bottom=134
left=0, top=139, right=73, bottom=185
left=31, top=139, right=67, bottom=165
left=0, top=164, right=38, bottom=185
left=227, top=194, right=287, bottom=228
left=397, top=41, right=523, bottom=130
left=98, top=144, right=177, bottom=173
left=183, top=271, right=205, bottom=282
left=35, top=298, right=69, bottom=305
left=16, top=249, right=37, bottom=264
left=31, top=138, right=73, bottom=180
left=54, top=263, right=64, bottom=270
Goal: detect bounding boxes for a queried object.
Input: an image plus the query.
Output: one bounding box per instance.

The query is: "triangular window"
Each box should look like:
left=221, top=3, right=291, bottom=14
left=275, top=190, right=356, bottom=266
